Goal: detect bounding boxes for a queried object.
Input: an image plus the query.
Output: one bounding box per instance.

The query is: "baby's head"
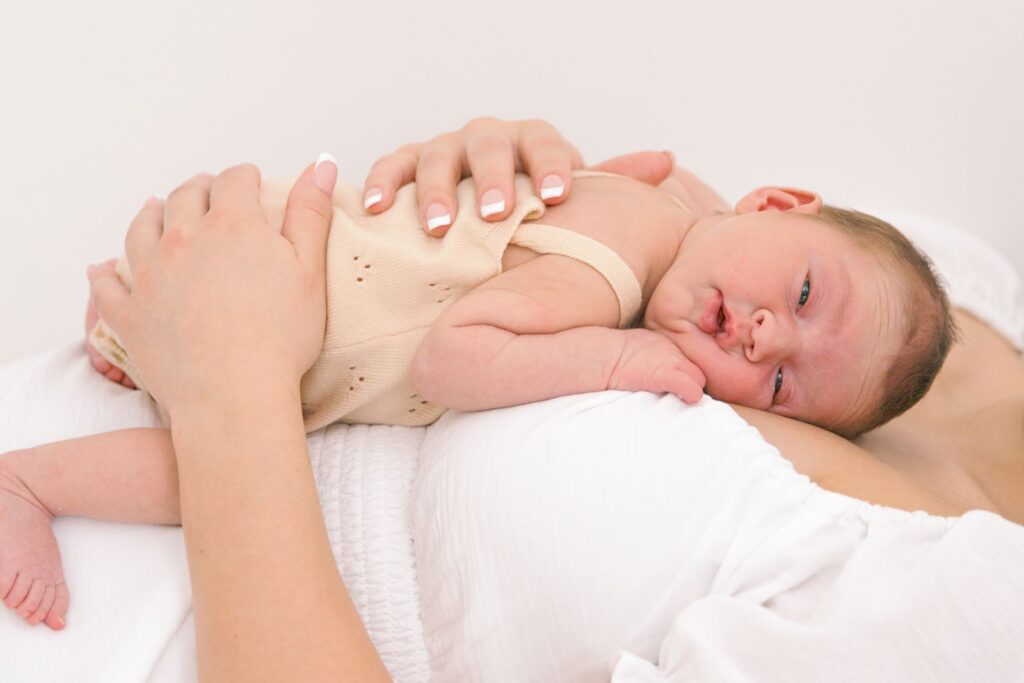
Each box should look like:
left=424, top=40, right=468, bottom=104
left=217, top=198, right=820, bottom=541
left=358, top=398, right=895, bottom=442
left=644, top=187, right=955, bottom=437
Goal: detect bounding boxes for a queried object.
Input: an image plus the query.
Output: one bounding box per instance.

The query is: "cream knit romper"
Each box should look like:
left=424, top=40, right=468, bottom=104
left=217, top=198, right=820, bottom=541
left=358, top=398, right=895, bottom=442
left=90, top=171, right=644, bottom=432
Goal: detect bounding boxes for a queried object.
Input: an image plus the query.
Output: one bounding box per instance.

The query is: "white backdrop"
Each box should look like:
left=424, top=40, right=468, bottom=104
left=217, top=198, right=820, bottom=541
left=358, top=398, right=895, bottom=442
left=1, top=0, right=1021, bottom=364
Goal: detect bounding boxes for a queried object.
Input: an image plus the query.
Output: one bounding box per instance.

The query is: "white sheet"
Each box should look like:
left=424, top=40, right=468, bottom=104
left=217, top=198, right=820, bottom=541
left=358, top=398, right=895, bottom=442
left=414, top=392, right=1024, bottom=682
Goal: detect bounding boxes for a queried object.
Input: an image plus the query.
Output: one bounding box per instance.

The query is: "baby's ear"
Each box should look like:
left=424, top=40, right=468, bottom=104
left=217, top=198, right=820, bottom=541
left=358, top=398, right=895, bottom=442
left=735, top=187, right=822, bottom=215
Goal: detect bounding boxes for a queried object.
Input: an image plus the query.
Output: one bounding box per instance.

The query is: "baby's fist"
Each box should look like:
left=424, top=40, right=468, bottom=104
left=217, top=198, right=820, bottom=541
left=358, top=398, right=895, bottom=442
left=608, top=329, right=706, bottom=404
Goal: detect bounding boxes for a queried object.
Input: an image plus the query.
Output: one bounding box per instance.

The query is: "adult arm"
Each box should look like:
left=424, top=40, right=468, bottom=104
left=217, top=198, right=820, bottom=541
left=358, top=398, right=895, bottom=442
left=87, top=160, right=391, bottom=681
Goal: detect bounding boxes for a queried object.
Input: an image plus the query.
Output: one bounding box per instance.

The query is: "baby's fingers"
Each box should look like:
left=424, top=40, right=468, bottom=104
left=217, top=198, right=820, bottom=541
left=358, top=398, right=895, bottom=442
left=668, top=357, right=706, bottom=405
left=363, top=143, right=423, bottom=216
left=671, top=371, right=705, bottom=405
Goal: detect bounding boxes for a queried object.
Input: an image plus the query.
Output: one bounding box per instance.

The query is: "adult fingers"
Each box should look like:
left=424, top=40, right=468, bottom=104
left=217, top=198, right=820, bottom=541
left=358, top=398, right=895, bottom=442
left=517, top=119, right=584, bottom=206
left=87, top=261, right=133, bottom=336
left=281, top=154, right=337, bottom=273
left=465, top=128, right=516, bottom=222
left=363, top=142, right=422, bottom=214
left=590, top=151, right=674, bottom=186
left=124, top=197, right=164, bottom=269
left=414, top=134, right=462, bottom=236
left=164, top=173, right=213, bottom=228
left=209, top=163, right=263, bottom=217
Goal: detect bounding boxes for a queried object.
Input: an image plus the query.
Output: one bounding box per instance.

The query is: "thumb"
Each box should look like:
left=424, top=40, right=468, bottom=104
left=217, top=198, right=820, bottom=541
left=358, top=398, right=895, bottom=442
left=282, top=152, right=338, bottom=270
left=590, top=151, right=673, bottom=186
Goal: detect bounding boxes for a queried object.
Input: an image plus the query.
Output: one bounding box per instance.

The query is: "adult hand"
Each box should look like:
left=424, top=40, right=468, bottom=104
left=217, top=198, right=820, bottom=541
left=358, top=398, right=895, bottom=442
left=86, top=156, right=338, bottom=417
left=363, top=117, right=675, bottom=236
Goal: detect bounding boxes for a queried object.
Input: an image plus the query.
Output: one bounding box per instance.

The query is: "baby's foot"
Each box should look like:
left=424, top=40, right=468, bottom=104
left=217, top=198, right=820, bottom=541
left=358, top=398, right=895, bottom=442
left=0, top=458, right=70, bottom=630
left=84, top=261, right=136, bottom=390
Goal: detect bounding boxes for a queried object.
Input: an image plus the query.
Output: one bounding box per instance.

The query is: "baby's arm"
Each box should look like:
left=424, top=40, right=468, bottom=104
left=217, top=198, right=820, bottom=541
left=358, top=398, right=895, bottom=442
left=3, top=428, right=181, bottom=525
left=412, top=254, right=705, bottom=410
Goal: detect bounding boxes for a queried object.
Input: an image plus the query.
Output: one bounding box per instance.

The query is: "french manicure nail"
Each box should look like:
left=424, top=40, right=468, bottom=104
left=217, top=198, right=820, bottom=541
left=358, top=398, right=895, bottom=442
left=479, top=188, right=505, bottom=218
left=364, top=187, right=382, bottom=210
left=426, top=203, right=451, bottom=232
left=313, top=152, right=338, bottom=194
left=540, top=175, right=564, bottom=200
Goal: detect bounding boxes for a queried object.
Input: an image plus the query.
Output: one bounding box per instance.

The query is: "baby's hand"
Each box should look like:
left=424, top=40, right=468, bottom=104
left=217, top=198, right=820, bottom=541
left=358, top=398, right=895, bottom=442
left=607, top=329, right=706, bottom=404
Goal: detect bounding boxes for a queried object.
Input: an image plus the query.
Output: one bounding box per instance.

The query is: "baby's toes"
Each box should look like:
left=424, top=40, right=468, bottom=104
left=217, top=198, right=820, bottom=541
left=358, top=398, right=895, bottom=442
left=26, top=583, right=54, bottom=625
left=0, top=569, right=16, bottom=605
left=16, top=578, right=45, bottom=620
left=3, top=572, right=32, bottom=609
left=87, top=345, right=113, bottom=374
left=43, top=582, right=69, bottom=630
left=104, top=367, right=125, bottom=383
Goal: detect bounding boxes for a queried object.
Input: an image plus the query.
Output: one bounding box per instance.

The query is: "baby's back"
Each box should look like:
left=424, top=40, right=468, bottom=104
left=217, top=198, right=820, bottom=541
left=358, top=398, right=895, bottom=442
left=92, top=172, right=687, bottom=432
left=259, top=174, right=549, bottom=431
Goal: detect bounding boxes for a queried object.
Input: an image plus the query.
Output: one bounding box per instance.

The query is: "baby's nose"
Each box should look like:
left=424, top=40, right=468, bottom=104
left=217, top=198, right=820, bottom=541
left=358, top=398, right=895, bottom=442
left=745, top=310, right=797, bottom=363
left=715, top=315, right=755, bottom=353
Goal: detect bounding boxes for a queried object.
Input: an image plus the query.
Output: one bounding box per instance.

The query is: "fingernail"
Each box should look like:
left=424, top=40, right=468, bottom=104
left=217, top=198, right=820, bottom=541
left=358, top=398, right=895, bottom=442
left=143, top=195, right=161, bottom=209
left=540, top=175, right=564, bottom=200
left=363, top=187, right=382, bottom=210
left=662, top=150, right=677, bottom=167
left=479, top=189, right=505, bottom=218
left=86, top=263, right=99, bottom=279
left=313, top=152, right=338, bottom=194
left=55, top=616, right=65, bottom=628
left=425, top=203, right=451, bottom=232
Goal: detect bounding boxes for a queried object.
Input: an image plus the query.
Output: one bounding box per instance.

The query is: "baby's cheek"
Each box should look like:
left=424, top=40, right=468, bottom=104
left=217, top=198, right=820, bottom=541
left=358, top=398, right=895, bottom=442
left=700, top=361, right=763, bottom=407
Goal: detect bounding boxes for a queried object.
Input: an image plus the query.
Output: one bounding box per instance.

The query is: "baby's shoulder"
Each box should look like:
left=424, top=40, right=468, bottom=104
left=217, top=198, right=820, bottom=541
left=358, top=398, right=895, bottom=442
left=517, top=172, right=691, bottom=302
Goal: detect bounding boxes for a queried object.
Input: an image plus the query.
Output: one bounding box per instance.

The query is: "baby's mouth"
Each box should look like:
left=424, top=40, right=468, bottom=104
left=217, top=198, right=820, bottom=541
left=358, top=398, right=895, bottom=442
left=698, top=290, right=726, bottom=336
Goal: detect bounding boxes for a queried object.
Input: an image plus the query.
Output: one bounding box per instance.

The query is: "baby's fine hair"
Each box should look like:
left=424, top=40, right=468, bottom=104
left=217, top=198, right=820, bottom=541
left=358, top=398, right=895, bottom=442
left=811, top=206, right=957, bottom=437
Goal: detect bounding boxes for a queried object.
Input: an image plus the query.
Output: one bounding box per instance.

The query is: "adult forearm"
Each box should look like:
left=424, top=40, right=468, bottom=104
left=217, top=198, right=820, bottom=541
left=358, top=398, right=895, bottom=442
left=170, top=385, right=390, bottom=682
left=414, top=324, right=625, bottom=411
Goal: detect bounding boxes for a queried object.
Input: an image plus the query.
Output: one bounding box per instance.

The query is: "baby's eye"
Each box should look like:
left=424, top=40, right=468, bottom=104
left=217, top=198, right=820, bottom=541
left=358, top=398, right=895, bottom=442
left=773, top=368, right=784, bottom=400
left=798, top=277, right=811, bottom=307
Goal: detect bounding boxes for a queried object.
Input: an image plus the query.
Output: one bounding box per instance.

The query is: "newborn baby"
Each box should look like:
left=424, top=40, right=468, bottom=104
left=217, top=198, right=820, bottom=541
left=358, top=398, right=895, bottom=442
left=0, top=162, right=954, bottom=629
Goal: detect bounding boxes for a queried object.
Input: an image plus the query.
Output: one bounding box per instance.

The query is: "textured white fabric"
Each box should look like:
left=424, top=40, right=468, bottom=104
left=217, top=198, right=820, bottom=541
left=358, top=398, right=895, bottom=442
left=0, top=346, right=430, bottom=682
left=412, top=393, right=1024, bottom=681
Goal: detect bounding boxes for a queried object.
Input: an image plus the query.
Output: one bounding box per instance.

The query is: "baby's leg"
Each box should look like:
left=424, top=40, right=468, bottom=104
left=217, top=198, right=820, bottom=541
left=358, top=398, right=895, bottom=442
left=0, top=428, right=180, bottom=630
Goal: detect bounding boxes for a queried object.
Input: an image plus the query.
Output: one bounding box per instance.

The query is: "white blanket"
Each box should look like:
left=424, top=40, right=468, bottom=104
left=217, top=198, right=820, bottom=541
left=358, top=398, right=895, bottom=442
left=0, top=212, right=1022, bottom=682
